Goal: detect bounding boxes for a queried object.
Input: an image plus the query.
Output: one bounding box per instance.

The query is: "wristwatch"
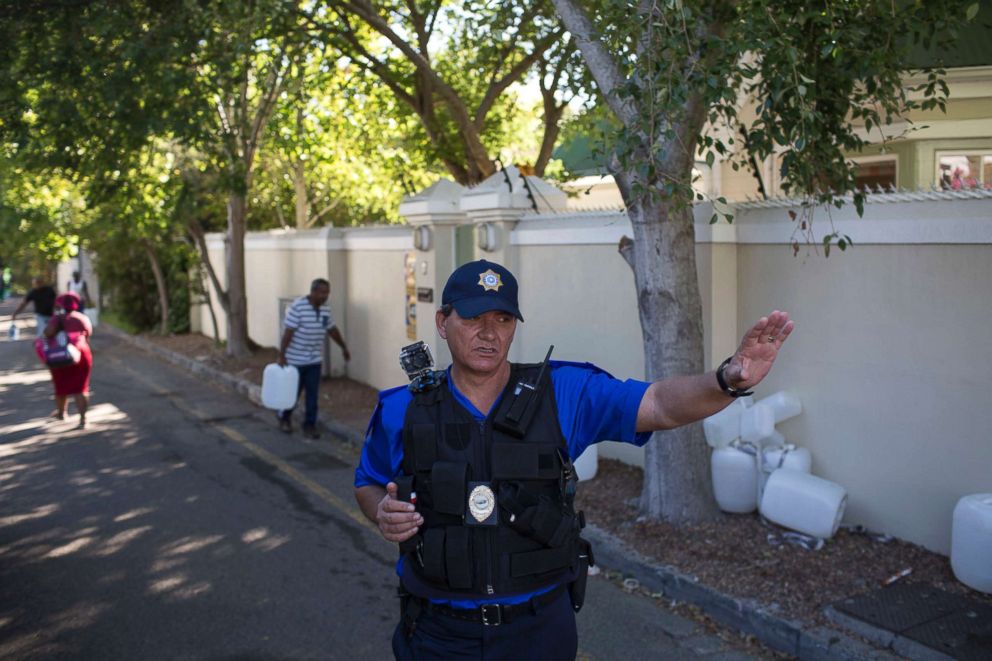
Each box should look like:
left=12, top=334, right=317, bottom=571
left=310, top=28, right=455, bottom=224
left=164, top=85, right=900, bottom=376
left=716, top=357, right=753, bottom=397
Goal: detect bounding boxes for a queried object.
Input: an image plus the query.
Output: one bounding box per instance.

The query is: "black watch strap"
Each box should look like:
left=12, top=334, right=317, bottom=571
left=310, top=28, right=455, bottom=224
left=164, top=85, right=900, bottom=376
left=716, top=357, right=753, bottom=397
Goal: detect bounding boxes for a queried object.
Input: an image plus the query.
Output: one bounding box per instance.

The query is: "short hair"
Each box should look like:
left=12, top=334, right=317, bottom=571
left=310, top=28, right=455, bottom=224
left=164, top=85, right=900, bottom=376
left=440, top=304, right=454, bottom=317
left=310, top=278, right=330, bottom=291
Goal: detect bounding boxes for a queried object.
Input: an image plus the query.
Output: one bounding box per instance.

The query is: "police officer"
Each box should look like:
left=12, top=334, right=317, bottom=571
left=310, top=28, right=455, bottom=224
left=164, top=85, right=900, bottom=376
left=354, top=259, right=793, bottom=660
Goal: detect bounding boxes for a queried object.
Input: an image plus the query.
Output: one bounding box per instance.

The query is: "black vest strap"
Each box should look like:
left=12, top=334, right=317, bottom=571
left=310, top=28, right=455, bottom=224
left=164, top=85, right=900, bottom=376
left=411, top=424, right=438, bottom=473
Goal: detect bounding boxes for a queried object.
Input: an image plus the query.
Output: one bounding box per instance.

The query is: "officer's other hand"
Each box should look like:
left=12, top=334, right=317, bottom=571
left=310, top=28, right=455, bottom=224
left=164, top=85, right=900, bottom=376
left=725, top=310, right=794, bottom=390
left=377, top=481, right=423, bottom=543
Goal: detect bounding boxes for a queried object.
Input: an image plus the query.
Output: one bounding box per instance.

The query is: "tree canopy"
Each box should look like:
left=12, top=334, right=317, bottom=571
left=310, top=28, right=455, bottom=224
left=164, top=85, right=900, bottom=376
left=553, top=0, right=977, bottom=524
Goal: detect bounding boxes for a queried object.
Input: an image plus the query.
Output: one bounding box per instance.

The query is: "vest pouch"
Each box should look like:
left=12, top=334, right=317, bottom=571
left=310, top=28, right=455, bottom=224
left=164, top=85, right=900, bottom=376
left=443, top=527, right=473, bottom=589
left=421, top=529, right=447, bottom=582
left=418, top=527, right=473, bottom=589
left=491, top=442, right=561, bottom=480
left=499, top=483, right=575, bottom=548
left=530, top=495, right=576, bottom=548
left=431, top=462, right=468, bottom=517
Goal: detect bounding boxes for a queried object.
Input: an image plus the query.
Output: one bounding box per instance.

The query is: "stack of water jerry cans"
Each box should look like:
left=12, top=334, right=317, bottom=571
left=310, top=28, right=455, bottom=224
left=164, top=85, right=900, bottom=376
left=704, top=392, right=847, bottom=540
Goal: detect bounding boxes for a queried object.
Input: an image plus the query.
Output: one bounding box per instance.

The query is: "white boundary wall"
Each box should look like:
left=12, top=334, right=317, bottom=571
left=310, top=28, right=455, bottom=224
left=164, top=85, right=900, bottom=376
left=193, top=180, right=992, bottom=554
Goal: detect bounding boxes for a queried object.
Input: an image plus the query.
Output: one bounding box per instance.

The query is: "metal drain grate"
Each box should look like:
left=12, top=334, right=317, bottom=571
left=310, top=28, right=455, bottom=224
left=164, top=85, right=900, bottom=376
left=832, top=583, right=992, bottom=659
left=902, top=605, right=992, bottom=661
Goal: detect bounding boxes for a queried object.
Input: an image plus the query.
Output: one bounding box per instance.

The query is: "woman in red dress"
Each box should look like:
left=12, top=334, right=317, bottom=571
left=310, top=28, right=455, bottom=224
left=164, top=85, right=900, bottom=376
left=43, top=291, right=93, bottom=428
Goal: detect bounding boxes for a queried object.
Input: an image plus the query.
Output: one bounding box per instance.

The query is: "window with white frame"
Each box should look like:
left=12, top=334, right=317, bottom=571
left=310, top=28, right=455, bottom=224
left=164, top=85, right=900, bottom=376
left=936, top=152, right=992, bottom=190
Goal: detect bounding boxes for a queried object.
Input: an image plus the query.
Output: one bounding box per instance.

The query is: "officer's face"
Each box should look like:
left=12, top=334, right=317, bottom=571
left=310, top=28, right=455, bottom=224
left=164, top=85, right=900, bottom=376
left=437, top=309, right=516, bottom=377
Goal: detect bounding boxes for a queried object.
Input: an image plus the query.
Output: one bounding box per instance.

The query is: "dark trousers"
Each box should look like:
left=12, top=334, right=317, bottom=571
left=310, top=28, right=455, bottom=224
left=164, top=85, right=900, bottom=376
left=279, top=363, right=321, bottom=426
left=391, top=589, right=578, bottom=661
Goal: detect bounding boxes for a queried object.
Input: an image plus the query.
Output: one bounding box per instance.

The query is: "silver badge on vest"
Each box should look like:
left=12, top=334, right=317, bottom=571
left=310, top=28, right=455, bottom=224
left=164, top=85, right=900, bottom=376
left=466, top=482, right=498, bottom=526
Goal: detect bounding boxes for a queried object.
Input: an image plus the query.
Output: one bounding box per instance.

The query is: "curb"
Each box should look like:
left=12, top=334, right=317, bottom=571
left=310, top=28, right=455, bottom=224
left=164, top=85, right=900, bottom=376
left=102, top=324, right=903, bottom=660
left=99, top=324, right=364, bottom=446
left=583, top=524, right=902, bottom=660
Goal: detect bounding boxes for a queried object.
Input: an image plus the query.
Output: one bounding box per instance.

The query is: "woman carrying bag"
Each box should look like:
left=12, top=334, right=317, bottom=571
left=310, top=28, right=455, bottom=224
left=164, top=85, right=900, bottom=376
left=43, top=291, right=94, bottom=428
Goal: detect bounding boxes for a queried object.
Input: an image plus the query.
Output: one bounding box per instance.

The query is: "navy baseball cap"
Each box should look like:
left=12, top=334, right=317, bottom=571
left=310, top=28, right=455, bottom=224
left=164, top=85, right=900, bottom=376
left=441, top=259, right=524, bottom=321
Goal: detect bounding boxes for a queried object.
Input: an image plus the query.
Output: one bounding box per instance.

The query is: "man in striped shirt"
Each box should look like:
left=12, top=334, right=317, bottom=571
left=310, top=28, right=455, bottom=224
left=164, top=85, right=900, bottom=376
left=277, top=278, right=351, bottom=438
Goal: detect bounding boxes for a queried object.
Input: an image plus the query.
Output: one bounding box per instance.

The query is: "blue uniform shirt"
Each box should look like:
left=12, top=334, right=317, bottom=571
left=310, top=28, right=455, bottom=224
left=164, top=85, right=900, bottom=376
left=354, top=361, right=652, bottom=607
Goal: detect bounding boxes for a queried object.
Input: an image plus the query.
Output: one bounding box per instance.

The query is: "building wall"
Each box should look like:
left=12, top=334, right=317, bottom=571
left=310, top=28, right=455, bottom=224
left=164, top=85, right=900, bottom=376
left=188, top=189, right=992, bottom=554
left=732, top=196, right=992, bottom=553
left=344, top=244, right=413, bottom=389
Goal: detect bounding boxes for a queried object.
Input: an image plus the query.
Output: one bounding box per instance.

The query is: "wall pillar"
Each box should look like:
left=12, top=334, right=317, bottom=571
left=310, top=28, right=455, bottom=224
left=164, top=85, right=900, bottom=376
left=459, top=166, right=568, bottom=362
left=399, top=179, right=469, bottom=367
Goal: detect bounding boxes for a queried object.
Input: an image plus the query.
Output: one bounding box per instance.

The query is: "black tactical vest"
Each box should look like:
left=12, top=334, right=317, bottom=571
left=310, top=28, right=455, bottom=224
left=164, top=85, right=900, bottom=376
left=397, top=363, right=585, bottom=600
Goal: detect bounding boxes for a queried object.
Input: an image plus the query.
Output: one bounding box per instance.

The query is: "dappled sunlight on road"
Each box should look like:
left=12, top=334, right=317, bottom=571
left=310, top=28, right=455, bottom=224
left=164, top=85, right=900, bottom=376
left=0, top=314, right=394, bottom=658
left=0, top=367, right=51, bottom=390
left=93, top=526, right=154, bottom=557
left=0, top=503, right=61, bottom=528
left=0, top=599, right=112, bottom=659
left=162, top=534, right=225, bottom=557
left=241, top=526, right=291, bottom=552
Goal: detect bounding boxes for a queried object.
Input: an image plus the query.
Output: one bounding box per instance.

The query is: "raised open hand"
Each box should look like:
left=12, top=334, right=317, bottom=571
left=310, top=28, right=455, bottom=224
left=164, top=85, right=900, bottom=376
left=723, top=310, right=794, bottom=391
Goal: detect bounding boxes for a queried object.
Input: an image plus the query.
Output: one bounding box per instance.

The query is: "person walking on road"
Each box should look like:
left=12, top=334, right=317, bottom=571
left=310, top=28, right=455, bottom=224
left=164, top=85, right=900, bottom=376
left=277, top=278, right=351, bottom=439
left=43, top=291, right=94, bottom=428
left=12, top=277, right=57, bottom=338
left=66, top=270, right=93, bottom=312
left=354, top=259, right=794, bottom=660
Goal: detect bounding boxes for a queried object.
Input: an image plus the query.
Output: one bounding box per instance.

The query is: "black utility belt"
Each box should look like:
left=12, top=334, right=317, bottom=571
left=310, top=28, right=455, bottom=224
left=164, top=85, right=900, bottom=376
left=416, top=583, right=567, bottom=627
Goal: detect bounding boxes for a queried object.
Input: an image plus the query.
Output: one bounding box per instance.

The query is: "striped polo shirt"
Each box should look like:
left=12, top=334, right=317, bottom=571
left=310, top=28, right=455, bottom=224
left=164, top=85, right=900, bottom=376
left=283, top=296, right=334, bottom=366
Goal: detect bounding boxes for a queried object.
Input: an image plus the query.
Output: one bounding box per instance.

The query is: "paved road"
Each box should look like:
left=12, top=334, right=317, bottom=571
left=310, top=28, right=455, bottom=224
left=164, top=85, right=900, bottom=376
left=0, top=301, right=761, bottom=660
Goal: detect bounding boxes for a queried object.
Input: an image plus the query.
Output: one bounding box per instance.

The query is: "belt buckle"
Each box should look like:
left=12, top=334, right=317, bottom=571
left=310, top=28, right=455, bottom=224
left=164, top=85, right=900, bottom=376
left=480, top=603, right=502, bottom=626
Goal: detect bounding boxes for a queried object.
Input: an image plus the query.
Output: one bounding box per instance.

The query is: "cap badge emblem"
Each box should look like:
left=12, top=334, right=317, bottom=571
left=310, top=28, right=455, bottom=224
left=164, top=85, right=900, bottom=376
left=478, top=269, right=503, bottom=292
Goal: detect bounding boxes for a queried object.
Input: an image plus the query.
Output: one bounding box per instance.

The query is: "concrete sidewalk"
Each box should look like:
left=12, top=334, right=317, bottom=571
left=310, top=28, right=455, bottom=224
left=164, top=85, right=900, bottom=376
left=84, top=318, right=919, bottom=660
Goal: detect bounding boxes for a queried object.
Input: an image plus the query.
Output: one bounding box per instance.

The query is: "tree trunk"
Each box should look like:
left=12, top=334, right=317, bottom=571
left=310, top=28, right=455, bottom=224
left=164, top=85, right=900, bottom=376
left=188, top=219, right=230, bottom=316
left=627, top=199, right=719, bottom=524
left=292, top=158, right=310, bottom=229
left=225, top=191, right=251, bottom=358
left=143, top=241, right=170, bottom=335
left=534, top=104, right=563, bottom=176
left=199, top=264, right=221, bottom=345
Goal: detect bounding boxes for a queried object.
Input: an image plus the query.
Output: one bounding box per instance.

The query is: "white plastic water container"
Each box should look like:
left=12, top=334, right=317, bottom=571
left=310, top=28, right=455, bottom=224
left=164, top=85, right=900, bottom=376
left=703, top=397, right=751, bottom=448
left=758, top=444, right=812, bottom=498
left=951, top=493, right=992, bottom=594
left=261, top=363, right=299, bottom=410
left=760, top=468, right=847, bottom=539
left=756, top=391, right=802, bottom=424
left=760, top=430, right=786, bottom=447
left=740, top=402, right=775, bottom=444
left=711, top=445, right=758, bottom=513
left=573, top=443, right=598, bottom=482
left=8, top=323, right=18, bottom=340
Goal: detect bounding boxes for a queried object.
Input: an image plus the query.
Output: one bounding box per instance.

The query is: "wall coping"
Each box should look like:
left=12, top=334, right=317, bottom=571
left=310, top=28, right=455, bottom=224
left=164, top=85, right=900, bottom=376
left=512, top=194, right=992, bottom=246
left=206, top=225, right=414, bottom=252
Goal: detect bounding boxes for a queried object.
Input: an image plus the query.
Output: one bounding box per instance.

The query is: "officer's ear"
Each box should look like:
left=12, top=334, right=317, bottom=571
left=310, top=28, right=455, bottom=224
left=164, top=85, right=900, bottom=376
left=436, top=309, right=448, bottom=339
